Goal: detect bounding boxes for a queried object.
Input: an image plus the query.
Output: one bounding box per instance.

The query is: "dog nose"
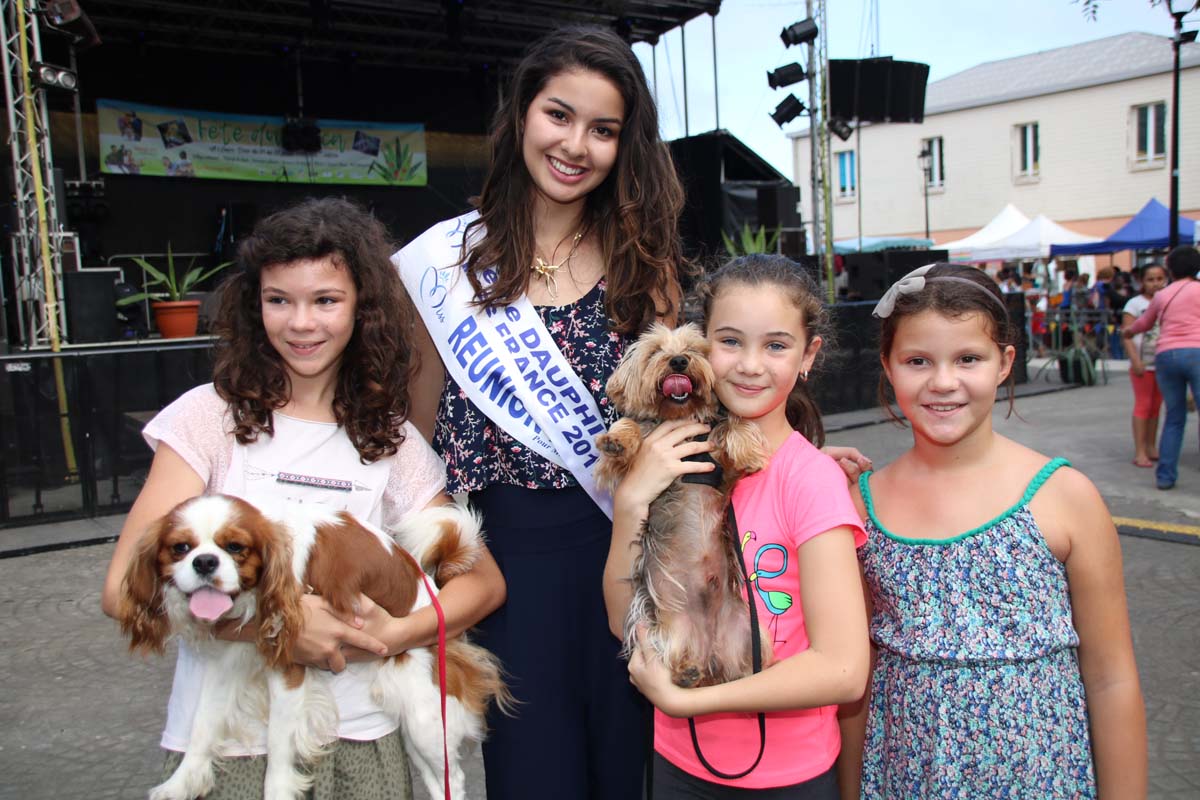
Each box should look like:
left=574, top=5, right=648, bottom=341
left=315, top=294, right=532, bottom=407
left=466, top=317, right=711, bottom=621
left=669, top=356, right=689, bottom=372
left=192, top=554, right=219, bottom=576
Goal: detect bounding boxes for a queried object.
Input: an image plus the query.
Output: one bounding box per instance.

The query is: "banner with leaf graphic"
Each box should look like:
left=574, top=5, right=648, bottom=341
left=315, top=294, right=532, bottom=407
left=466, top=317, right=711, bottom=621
left=97, top=99, right=426, bottom=187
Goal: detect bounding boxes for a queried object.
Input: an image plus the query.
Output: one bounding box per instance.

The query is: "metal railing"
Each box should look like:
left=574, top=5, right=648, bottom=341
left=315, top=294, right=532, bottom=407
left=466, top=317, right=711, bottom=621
left=1031, top=307, right=1120, bottom=386
left=0, top=341, right=213, bottom=527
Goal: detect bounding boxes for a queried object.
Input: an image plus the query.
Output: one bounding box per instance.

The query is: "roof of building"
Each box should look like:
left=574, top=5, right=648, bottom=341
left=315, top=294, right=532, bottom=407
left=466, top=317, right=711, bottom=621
left=925, top=32, right=1200, bottom=115
left=788, top=31, right=1200, bottom=139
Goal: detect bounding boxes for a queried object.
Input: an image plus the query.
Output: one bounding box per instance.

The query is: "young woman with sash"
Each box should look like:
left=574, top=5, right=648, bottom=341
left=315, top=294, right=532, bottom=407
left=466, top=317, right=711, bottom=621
left=394, top=25, right=686, bottom=800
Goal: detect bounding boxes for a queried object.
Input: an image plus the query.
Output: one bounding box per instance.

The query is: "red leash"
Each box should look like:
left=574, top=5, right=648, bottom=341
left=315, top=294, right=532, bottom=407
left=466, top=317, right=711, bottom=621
left=401, top=547, right=451, bottom=800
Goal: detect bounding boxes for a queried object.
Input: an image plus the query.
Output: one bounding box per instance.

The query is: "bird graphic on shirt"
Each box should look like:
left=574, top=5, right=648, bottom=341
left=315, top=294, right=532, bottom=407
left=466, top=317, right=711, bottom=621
left=741, top=530, right=793, bottom=646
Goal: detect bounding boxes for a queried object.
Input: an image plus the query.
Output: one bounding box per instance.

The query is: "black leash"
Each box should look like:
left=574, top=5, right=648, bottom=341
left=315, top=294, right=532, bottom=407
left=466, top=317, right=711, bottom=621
left=685, top=500, right=767, bottom=780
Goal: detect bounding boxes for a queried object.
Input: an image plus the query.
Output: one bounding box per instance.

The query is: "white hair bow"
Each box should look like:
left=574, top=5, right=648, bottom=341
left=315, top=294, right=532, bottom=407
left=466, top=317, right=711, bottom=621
left=872, top=263, right=938, bottom=318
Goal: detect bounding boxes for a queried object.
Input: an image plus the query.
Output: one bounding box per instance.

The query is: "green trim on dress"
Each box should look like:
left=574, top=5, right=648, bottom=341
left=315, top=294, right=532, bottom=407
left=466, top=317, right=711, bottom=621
left=858, top=457, right=1071, bottom=546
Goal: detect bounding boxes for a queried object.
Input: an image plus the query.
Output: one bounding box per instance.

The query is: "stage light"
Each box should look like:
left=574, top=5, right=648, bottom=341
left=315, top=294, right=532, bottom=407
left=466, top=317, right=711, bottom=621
left=828, top=117, right=853, bottom=141
left=767, top=62, right=806, bottom=90
left=31, top=62, right=78, bottom=92
left=770, top=94, right=806, bottom=128
left=39, top=0, right=101, bottom=49
left=781, top=18, right=818, bottom=47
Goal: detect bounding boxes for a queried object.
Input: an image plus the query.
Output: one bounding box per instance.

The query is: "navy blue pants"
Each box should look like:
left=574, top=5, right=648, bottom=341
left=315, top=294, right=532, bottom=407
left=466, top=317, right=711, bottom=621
left=472, top=484, right=648, bottom=800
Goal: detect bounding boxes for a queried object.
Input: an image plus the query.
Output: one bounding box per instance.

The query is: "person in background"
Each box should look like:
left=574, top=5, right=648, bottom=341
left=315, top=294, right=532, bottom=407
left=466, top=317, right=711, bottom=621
left=1123, top=245, right=1200, bottom=491
left=1122, top=264, right=1168, bottom=468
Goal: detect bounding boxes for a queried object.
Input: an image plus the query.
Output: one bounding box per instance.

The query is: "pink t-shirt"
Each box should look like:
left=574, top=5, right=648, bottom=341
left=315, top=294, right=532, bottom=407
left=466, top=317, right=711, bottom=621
left=1124, top=279, right=1200, bottom=353
left=654, top=431, right=867, bottom=789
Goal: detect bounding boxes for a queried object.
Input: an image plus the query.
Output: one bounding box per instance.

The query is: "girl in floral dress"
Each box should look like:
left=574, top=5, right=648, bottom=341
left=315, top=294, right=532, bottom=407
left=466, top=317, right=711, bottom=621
left=838, top=263, right=1146, bottom=799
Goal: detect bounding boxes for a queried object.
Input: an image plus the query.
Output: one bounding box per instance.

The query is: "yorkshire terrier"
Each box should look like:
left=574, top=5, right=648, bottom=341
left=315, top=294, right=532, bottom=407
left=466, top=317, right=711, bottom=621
left=596, top=323, right=772, bottom=688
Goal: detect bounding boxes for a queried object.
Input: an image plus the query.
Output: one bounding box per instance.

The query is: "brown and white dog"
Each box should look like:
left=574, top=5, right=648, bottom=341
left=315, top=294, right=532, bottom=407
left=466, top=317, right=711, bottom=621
left=119, top=495, right=508, bottom=800
left=596, top=323, right=773, bottom=688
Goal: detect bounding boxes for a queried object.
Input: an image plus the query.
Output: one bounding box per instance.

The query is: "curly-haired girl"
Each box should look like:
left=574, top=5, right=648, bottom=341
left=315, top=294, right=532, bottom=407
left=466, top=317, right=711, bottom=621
left=102, top=196, right=505, bottom=800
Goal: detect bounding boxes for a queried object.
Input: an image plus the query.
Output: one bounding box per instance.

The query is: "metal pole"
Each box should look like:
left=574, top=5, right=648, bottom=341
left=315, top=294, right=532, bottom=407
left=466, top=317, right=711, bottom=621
left=69, top=45, right=84, bottom=180
left=856, top=123, right=862, bottom=252
left=923, top=166, right=930, bottom=240
left=681, top=23, right=689, bottom=136
left=652, top=41, right=658, bottom=107
left=1170, top=12, right=1182, bottom=251
left=710, top=13, right=719, bottom=131
left=806, top=0, right=820, bottom=264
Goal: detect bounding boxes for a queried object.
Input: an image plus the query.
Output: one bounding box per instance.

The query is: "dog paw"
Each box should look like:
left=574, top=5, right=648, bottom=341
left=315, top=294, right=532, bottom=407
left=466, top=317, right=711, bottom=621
left=673, top=664, right=702, bottom=689
left=596, top=433, right=625, bottom=456
left=151, top=764, right=214, bottom=800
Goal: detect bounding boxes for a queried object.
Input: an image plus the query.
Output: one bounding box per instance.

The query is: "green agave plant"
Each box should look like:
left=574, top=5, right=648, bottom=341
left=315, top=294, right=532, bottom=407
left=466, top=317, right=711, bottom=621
left=721, top=223, right=781, bottom=257
left=116, top=243, right=232, bottom=305
left=368, top=137, right=425, bottom=184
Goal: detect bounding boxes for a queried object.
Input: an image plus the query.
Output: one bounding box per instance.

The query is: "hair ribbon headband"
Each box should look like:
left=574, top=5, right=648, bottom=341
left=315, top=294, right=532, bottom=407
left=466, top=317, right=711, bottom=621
left=872, top=263, right=1009, bottom=319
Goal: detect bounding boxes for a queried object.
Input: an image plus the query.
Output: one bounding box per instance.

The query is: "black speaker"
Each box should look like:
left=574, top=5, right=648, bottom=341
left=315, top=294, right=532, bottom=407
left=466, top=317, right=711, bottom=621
left=829, top=58, right=930, bottom=123
left=757, top=184, right=802, bottom=230
left=842, top=252, right=888, bottom=301
left=64, top=269, right=118, bottom=343
left=52, top=167, right=68, bottom=229
left=282, top=118, right=322, bottom=153
left=780, top=229, right=808, bottom=260
left=841, top=249, right=949, bottom=301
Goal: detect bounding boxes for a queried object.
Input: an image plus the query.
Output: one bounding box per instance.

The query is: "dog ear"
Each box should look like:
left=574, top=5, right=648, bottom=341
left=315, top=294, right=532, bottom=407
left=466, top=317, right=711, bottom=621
left=606, top=335, right=647, bottom=413
left=254, top=521, right=303, bottom=671
left=118, top=515, right=172, bottom=655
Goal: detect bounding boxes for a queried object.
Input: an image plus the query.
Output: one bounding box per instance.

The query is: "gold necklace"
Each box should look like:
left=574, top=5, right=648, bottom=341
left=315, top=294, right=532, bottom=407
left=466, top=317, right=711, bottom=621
left=531, top=231, right=583, bottom=299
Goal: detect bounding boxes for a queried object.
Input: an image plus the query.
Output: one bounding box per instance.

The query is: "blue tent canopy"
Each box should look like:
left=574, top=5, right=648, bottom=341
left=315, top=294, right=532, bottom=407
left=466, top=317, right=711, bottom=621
left=1049, top=198, right=1197, bottom=256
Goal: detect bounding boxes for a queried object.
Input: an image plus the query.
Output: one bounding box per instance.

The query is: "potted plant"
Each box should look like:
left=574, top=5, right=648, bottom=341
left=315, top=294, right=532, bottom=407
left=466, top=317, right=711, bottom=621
left=117, top=244, right=232, bottom=338
left=721, top=223, right=781, bottom=257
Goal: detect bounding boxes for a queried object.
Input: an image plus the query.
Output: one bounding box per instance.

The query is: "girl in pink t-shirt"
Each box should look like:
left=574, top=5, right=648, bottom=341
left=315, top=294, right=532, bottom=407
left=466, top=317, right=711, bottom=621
left=603, top=254, right=869, bottom=797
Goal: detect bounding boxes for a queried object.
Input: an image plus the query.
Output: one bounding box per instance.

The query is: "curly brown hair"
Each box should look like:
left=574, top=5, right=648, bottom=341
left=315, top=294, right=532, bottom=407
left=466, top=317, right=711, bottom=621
left=463, top=25, right=686, bottom=335
left=212, top=196, right=415, bottom=463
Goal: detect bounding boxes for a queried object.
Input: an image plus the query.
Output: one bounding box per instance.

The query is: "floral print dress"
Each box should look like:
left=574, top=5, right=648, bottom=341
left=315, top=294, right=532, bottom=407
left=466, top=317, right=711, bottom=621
left=432, top=279, right=628, bottom=494
left=856, top=458, right=1096, bottom=799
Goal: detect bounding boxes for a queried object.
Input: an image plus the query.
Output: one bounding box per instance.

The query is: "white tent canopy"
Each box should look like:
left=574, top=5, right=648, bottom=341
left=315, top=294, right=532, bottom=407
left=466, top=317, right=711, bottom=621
left=969, top=215, right=1101, bottom=261
left=940, top=204, right=1031, bottom=257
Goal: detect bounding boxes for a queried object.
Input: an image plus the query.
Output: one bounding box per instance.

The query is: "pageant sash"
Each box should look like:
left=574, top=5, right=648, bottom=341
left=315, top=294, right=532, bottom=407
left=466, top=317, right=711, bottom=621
left=393, top=212, right=613, bottom=519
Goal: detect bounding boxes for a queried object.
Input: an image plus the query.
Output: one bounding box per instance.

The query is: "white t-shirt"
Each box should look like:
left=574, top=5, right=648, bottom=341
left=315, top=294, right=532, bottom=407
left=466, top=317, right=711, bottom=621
left=143, top=384, right=446, bottom=753
left=1122, top=294, right=1159, bottom=369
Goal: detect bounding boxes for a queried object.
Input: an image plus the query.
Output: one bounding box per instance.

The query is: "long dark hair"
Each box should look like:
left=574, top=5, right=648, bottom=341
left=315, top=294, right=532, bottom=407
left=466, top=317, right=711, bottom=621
left=697, top=254, right=830, bottom=447
left=464, top=25, right=685, bottom=335
left=877, top=262, right=1018, bottom=423
left=212, top=197, right=415, bottom=463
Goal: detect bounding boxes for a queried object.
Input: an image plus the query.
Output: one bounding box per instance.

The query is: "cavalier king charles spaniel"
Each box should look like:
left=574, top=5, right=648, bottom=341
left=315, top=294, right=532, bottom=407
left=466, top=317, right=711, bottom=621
left=119, top=494, right=508, bottom=800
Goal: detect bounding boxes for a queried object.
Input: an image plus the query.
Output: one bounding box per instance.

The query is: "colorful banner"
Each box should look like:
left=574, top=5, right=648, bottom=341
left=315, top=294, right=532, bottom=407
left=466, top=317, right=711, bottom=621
left=97, top=99, right=426, bottom=186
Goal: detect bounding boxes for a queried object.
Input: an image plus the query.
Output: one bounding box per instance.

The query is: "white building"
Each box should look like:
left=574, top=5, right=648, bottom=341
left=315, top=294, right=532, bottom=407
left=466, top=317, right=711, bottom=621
left=789, top=33, right=1200, bottom=268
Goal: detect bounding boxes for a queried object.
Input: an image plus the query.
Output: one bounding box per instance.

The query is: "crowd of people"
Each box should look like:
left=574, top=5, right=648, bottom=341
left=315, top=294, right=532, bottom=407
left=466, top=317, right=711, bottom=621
left=94, top=23, right=1175, bottom=800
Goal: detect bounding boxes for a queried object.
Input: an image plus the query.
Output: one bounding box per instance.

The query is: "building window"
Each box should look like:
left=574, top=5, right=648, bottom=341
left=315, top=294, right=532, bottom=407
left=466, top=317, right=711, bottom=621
left=1133, top=102, right=1167, bottom=163
left=836, top=150, right=856, bottom=199
left=922, top=136, right=945, bottom=188
left=1015, top=122, right=1039, bottom=178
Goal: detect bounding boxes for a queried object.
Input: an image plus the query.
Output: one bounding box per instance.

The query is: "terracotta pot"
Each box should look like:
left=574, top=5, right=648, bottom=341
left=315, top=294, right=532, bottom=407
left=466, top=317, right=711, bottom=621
left=151, top=300, right=201, bottom=338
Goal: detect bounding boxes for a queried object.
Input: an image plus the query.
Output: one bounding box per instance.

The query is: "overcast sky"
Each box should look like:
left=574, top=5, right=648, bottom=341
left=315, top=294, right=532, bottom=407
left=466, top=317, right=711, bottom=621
left=634, top=0, right=1198, bottom=177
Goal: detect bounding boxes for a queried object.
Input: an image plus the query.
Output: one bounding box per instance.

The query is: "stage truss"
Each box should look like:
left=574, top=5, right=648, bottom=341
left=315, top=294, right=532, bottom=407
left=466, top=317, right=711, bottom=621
left=1, top=0, right=72, bottom=348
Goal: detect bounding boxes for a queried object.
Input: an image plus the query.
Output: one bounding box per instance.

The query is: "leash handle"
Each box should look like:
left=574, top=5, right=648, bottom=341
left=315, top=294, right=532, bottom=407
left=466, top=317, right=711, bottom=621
left=686, top=501, right=767, bottom=781
left=404, top=549, right=451, bottom=800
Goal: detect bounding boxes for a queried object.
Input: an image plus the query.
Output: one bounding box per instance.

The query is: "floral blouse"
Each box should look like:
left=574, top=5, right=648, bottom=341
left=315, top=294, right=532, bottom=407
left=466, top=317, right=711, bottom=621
left=432, top=279, right=629, bottom=494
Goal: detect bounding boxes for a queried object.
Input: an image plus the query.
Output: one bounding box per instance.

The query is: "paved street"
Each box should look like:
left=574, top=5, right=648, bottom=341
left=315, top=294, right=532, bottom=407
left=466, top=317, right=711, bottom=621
left=1, top=368, right=1197, bottom=799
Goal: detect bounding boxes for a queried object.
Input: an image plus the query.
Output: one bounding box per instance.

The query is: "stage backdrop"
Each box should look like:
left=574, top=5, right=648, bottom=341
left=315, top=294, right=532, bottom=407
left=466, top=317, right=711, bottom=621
left=97, top=99, right=426, bottom=187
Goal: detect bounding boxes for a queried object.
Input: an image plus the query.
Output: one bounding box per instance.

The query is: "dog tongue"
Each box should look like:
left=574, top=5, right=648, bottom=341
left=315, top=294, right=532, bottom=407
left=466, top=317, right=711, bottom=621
left=662, top=374, right=693, bottom=397
left=189, top=587, right=233, bottom=621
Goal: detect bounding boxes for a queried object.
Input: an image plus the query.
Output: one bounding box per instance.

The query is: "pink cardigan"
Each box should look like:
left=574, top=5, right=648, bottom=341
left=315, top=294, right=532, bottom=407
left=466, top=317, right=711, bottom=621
left=1125, top=279, right=1200, bottom=353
